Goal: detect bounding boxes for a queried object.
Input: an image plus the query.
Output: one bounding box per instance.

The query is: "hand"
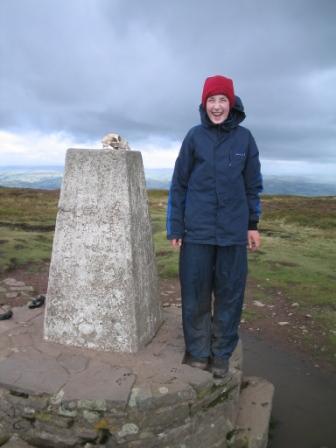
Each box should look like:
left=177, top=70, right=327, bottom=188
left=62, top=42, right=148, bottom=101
left=248, top=230, right=261, bottom=251
left=171, top=239, right=182, bottom=249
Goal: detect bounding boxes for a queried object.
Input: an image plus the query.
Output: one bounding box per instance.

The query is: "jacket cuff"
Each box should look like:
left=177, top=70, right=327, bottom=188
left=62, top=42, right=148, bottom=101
left=248, top=221, right=258, bottom=230
left=167, top=235, right=183, bottom=240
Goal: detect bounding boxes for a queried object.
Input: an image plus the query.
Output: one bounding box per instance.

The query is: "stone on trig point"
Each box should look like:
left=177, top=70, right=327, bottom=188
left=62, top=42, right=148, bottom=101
left=44, top=142, right=162, bottom=352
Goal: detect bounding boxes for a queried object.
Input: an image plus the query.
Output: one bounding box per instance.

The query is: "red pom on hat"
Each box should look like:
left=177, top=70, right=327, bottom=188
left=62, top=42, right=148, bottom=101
left=201, top=75, right=235, bottom=109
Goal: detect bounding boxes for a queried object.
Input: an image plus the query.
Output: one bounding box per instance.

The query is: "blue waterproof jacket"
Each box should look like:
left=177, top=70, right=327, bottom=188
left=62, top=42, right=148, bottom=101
left=166, top=97, right=263, bottom=246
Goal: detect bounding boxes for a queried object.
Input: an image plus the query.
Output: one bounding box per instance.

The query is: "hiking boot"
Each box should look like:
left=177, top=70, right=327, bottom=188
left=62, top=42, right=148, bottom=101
left=28, top=295, right=46, bottom=309
left=182, top=352, right=208, bottom=370
left=210, top=357, right=229, bottom=378
left=0, top=305, right=13, bottom=320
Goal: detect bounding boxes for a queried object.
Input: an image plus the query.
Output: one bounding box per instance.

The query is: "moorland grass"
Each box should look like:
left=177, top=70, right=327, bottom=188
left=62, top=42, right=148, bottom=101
left=0, top=226, right=54, bottom=271
left=0, top=187, right=58, bottom=226
left=0, top=187, right=335, bottom=360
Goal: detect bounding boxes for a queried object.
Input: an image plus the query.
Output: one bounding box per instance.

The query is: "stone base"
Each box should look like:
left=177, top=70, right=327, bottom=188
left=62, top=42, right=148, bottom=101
left=231, top=377, right=274, bottom=448
left=0, top=305, right=273, bottom=448
left=0, top=305, right=243, bottom=447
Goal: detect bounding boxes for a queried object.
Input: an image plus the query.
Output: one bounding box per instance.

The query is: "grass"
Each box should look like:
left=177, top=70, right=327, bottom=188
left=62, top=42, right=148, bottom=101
left=247, top=213, right=336, bottom=363
left=242, top=307, right=258, bottom=322
left=149, top=190, right=179, bottom=278
left=261, top=195, right=336, bottom=230
left=0, top=187, right=335, bottom=363
left=249, top=222, right=335, bottom=308
left=0, top=187, right=58, bottom=227
left=0, top=227, right=54, bottom=272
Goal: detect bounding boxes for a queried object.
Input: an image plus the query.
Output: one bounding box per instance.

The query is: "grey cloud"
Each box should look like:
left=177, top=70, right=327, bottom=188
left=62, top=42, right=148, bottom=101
left=0, top=0, right=335, bottom=165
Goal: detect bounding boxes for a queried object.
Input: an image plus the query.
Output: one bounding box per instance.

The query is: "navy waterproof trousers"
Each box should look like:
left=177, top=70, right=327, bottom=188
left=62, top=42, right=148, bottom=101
left=179, top=243, right=248, bottom=360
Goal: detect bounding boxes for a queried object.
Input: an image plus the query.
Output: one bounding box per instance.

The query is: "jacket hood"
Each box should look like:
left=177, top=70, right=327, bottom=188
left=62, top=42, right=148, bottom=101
left=199, top=95, right=246, bottom=130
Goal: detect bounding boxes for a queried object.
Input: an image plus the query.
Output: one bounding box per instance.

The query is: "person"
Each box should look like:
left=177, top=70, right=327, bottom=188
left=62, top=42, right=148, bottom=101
left=166, top=75, right=263, bottom=378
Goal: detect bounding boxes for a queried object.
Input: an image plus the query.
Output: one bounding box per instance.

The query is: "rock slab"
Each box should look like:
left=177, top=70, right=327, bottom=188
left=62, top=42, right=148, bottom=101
left=232, top=376, right=275, bottom=448
left=44, top=148, right=161, bottom=352
left=0, top=306, right=248, bottom=448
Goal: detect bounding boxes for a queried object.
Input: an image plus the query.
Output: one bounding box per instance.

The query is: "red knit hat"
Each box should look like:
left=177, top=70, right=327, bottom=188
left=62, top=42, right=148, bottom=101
left=201, top=75, right=235, bottom=109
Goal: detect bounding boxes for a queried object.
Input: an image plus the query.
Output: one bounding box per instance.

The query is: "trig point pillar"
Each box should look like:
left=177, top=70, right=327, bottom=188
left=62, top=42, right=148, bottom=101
left=44, top=139, right=162, bottom=353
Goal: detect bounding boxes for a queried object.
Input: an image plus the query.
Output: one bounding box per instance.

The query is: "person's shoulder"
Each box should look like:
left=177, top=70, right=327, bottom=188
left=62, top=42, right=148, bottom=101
left=187, top=124, right=203, bottom=135
left=236, top=124, right=252, bottom=135
left=236, top=125, right=257, bottom=141
left=182, top=124, right=202, bottom=141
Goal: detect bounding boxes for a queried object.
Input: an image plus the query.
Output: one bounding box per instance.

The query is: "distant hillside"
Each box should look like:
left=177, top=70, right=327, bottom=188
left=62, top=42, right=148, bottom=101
left=146, top=175, right=336, bottom=196
left=262, top=175, right=336, bottom=196
left=0, top=166, right=335, bottom=196
left=0, top=167, right=64, bottom=190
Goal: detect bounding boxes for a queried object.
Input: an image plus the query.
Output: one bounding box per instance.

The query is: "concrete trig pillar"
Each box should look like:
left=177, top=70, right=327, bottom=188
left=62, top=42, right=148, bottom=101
left=44, top=147, right=162, bottom=352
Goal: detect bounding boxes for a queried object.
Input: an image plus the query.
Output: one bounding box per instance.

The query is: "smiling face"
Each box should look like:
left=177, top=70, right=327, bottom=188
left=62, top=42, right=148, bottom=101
left=205, top=94, right=230, bottom=124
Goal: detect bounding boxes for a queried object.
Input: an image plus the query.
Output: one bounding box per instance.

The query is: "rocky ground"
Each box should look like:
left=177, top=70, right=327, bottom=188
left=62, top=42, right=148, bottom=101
left=1, top=264, right=334, bottom=374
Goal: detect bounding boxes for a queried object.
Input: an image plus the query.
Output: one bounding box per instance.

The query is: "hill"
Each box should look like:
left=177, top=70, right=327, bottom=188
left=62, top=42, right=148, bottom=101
left=1, top=167, right=336, bottom=195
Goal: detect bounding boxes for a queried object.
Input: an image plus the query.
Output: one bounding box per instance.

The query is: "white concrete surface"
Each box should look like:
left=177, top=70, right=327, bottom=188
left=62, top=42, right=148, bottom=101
left=44, top=148, right=161, bottom=352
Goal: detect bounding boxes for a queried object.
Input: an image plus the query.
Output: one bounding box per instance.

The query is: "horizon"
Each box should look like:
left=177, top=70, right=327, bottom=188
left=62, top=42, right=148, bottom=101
left=0, top=162, right=335, bottom=185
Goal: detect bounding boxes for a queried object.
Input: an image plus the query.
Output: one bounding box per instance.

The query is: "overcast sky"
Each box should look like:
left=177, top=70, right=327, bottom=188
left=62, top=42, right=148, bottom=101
left=0, top=0, right=335, bottom=179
